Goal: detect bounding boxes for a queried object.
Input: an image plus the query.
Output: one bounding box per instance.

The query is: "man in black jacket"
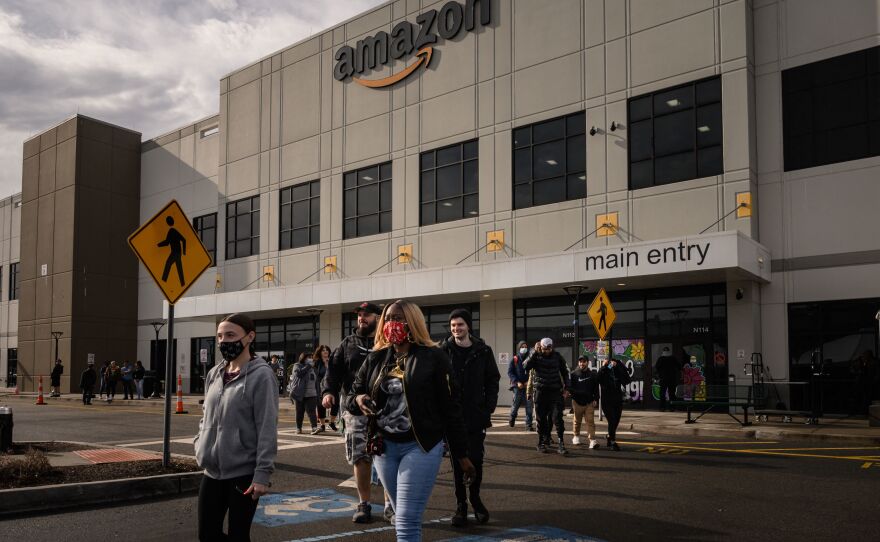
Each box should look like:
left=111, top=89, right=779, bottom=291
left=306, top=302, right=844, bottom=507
left=523, top=338, right=571, bottom=455
left=441, top=308, right=500, bottom=527
left=79, top=360, right=97, bottom=405
left=569, top=356, right=599, bottom=448
left=598, top=358, right=632, bottom=451
left=654, top=347, right=680, bottom=411
left=321, top=302, right=382, bottom=524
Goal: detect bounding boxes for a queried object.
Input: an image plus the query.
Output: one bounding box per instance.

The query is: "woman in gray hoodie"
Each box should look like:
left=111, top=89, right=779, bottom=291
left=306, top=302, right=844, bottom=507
left=195, top=313, right=278, bottom=541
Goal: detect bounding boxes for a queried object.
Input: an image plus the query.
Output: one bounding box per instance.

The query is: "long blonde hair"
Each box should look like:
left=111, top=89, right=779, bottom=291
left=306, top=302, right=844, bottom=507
left=372, top=299, right=437, bottom=351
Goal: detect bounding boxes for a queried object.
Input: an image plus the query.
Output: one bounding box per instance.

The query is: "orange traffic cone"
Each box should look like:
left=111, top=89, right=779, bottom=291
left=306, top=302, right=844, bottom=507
left=35, top=375, right=46, bottom=405
left=175, top=374, right=188, bottom=414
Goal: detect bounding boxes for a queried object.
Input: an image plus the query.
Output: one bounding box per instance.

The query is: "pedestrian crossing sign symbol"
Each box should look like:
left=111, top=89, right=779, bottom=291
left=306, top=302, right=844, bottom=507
left=588, top=287, right=616, bottom=340
left=128, top=200, right=212, bottom=305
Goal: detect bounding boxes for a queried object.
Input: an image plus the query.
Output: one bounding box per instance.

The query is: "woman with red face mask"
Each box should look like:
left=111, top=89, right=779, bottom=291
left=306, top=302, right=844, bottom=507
left=349, top=299, right=475, bottom=542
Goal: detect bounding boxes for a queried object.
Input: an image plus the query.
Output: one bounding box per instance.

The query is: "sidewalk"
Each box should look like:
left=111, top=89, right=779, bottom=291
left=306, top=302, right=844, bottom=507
left=5, top=391, right=880, bottom=444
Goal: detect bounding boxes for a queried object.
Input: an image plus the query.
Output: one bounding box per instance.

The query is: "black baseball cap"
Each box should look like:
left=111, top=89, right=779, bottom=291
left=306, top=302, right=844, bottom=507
left=353, top=302, right=381, bottom=315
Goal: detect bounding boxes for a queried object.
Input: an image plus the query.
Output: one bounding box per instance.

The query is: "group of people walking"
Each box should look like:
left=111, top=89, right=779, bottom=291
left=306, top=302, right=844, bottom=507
left=77, top=359, right=146, bottom=404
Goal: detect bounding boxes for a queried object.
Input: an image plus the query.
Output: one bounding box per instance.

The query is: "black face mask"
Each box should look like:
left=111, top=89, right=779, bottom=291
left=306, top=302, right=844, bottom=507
left=219, top=340, right=246, bottom=362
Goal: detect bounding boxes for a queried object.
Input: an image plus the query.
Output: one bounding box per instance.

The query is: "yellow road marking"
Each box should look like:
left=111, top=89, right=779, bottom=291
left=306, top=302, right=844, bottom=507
left=622, top=441, right=880, bottom=463
left=738, top=446, right=880, bottom=452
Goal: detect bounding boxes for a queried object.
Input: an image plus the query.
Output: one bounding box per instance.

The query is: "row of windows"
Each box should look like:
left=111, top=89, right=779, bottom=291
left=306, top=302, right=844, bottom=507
left=0, top=263, right=20, bottom=301
left=193, top=47, right=880, bottom=263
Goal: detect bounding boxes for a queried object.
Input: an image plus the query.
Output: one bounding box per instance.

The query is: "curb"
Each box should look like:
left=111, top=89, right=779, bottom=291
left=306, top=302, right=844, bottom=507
left=0, top=470, right=203, bottom=518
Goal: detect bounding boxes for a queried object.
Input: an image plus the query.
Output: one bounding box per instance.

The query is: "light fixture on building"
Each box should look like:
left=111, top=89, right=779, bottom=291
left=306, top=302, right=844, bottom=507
left=578, top=175, right=586, bottom=180
left=609, top=121, right=618, bottom=131
left=362, top=175, right=374, bottom=181
left=697, top=125, right=710, bottom=132
left=482, top=294, right=490, bottom=298
left=589, top=126, right=598, bottom=136
left=546, top=159, right=558, bottom=165
left=617, top=283, right=626, bottom=287
left=666, top=99, right=680, bottom=107
left=442, top=202, right=453, bottom=207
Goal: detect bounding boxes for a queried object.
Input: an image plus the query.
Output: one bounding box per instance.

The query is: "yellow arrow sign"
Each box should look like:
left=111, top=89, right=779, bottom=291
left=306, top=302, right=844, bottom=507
left=128, top=200, right=212, bottom=305
left=588, top=287, right=616, bottom=340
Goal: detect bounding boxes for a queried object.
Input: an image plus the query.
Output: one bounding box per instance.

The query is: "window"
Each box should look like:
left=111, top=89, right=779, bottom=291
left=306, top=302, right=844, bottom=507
left=420, top=140, right=478, bottom=225
left=343, top=162, right=392, bottom=239
left=254, top=316, right=320, bottom=365
left=628, top=77, right=724, bottom=189
left=192, top=213, right=217, bottom=265
left=783, top=46, right=880, bottom=171
left=226, top=196, right=260, bottom=259
left=513, top=111, right=586, bottom=209
left=6, top=348, right=17, bottom=388
left=280, top=180, right=320, bottom=250
left=8, top=262, right=18, bottom=301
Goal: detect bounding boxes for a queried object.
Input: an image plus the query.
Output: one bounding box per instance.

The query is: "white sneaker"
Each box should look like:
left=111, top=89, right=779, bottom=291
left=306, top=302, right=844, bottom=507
left=589, top=439, right=599, bottom=449
left=571, top=436, right=580, bottom=446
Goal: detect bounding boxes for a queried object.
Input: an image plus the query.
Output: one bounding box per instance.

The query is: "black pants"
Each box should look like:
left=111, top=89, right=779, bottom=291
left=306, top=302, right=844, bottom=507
left=534, top=391, right=565, bottom=444
left=602, top=400, right=623, bottom=441
left=451, top=431, right=486, bottom=504
left=198, top=474, right=259, bottom=541
left=659, top=379, right=676, bottom=410
left=316, top=402, right=327, bottom=422
left=122, top=380, right=133, bottom=399
left=106, top=380, right=117, bottom=399
left=295, top=396, right=318, bottom=429
left=82, top=386, right=94, bottom=404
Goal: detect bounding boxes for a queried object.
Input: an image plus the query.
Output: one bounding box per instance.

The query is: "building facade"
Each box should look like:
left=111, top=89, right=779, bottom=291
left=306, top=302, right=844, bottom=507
left=5, top=0, right=879, bottom=412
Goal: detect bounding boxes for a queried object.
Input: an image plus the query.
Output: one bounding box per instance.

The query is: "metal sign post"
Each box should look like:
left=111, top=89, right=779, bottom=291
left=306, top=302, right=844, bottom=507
left=163, top=304, right=174, bottom=466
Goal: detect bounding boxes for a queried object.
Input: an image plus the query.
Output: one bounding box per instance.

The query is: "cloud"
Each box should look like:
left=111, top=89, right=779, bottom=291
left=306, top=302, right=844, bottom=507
left=0, top=0, right=384, bottom=199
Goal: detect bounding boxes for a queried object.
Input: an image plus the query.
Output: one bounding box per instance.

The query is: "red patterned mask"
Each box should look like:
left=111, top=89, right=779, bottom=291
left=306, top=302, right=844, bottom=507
left=383, top=321, right=409, bottom=345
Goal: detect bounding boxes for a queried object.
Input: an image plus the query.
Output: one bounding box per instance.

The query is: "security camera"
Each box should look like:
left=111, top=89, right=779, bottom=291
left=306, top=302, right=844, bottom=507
left=735, top=288, right=744, bottom=300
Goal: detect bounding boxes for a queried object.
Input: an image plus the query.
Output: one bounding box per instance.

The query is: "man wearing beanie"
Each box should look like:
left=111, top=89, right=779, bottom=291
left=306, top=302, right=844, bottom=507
left=524, top=338, right=571, bottom=455
left=441, top=308, right=500, bottom=528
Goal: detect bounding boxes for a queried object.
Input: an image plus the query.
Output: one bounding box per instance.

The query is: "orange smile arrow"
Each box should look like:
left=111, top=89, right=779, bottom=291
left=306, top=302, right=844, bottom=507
left=354, top=46, right=433, bottom=88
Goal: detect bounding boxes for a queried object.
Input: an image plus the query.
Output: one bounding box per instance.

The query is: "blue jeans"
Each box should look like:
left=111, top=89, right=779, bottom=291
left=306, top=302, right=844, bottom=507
left=509, top=387, right=533, bottom=427
left=373, top=440, right=443, bottom=542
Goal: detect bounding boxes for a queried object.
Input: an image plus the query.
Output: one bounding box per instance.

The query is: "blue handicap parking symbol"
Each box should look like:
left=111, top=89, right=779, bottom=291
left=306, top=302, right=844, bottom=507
left=253, top=488, right=377, bottom=527
left=439, top=525, right=605, bottom=542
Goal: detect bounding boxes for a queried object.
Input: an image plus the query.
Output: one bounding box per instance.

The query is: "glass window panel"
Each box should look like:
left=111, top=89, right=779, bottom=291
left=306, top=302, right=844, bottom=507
left=357, top=184, right=379, bottom=215
left=697, top=146, right=723, bottom=178
left=814, top=124, right=868, bottom=165
left=280, top=231, right=291, bottom=250
left=696, top=78, right=721, bottom=105
left=236, top=240, right=250, bottom=256
left=514, top=184, right=531, bottom=209
left=868, top=74, right=880, bottom=120
left=630, top=120, right=653, bottom=162
left=359, top=166, right=378, bottom=185
left=653, top=85, right=693, bottom=116
left=310, top=226, right=319, bottom=244
left=205, top=214, right=215, bottom=227
left=870, top=121, right=880, bottom=155
left=814, top=80, right=867, bottom=130
left=311, top=181, right=320, bottom=196
left=310, top=198, right=320, bottom=223
left=567, top=134, right=585, bottom=172
left=654, top=109, right=695, bottom=156
left=463, top=194, right=478, bottom=216
left=420, top=171, right=435, bottom=202
left=784, top=133, right=813, bottom=171
left=380, top=162, right=392, bottom=180
left=291, top=183, right=309, bottom=201
left=532, top=177, right=566, bottom=206
left=344, top=218, right=356, bottom=239
left=421, top=151, right=435, bottom=170
left=251, top=196, right=260, bottom=211
left=437, top=145, right=461, bottom=166
left=380, top=211, right=391, bottom=232
left=629, top=96, right=652, bottom=122
left=436, top=164, right=461, bottom=199
left=344, top=189, right=357, bottom=218
left=533, top=118, right=565, bottom=143
left=226, top=241, right=235, bottom=258
left=436, top=198, right=462, bottom=222
left=237, top=198, right=251, bottom=214
left=358, top=214, right=379, bottom=236
left=514, top=148, right=531, bottom=183
left=421, top=202, right=435, bottom=225
left=533, top=140, right=565, bottom=179
left=292, top=229, right=309, bottom=248
left=344, top=172, right=357, bottom=189
left=463, top=140, right=478, bottom=160
left=252, top=235, right=259, bottom=254
left=655, top=152, right=696, bottom=185
left=281, top=188, right=291, bottom=204
left=513, top=127, right=530, bottom=148
left=380, top=180, right=392, bottom=211
left=463, top=160, right=478, bottom=193
left=566, top=173, right=586, bottom=199
left=696, top=104, right=723, bottom=147
left=816, top=50, right=867, bottom=86
left=236, top=215, right=251, bottom=239
left=292, top=201, right=309, bottom=228
left=280, top=207, right=291, bottom=230
left=566, top=112, right=586, bottom=136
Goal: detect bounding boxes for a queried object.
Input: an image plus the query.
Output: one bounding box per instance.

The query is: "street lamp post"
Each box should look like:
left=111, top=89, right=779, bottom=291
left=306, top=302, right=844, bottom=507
left=563, top=285, right=588, bottom=370
left=150, top=320, right=166, bottom=398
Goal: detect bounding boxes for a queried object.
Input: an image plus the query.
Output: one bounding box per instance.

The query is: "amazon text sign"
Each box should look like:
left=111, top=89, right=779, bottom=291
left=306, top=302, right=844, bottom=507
left=333, top=0, right=490, bottom=88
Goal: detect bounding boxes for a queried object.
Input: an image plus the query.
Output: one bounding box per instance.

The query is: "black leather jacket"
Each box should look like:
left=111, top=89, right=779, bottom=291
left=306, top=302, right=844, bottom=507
left=345, top=344, right=470, bottom=460
left=322, top=332, right=373, bottom=403
left=523, top=351, right=570, bottom=393
left=440, top=336, right=501, bottom=433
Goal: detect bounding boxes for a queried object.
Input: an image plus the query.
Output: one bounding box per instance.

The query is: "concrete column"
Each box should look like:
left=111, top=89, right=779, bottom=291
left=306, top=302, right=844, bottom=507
left=726, top=280, right=762, bottom=386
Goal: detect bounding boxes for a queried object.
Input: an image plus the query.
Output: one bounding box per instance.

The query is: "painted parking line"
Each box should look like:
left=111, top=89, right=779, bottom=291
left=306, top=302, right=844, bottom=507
left=279, top=517, right=456, bottom=542
left=619, top=441, right=880, bottom=464
left=438, top=525, right=605, bottom=541
left=487, top=430, right=638, bottom=436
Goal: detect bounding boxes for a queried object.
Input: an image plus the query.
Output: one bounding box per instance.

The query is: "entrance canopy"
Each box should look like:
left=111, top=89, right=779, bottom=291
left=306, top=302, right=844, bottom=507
left=171, top=231, right=770, bottom=319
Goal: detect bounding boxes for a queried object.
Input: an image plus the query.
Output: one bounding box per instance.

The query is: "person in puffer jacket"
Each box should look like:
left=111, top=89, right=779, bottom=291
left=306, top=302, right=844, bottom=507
left=523, top=338, right=571, bottom=455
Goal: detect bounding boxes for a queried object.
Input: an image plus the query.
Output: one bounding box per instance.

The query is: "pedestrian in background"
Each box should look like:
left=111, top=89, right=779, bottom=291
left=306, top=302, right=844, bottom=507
left=269, top=355, right=282, bottom=395
left=105, top=360, right=121, bottom=403
left=654, top=347, right=680, bottom=411
left=570, top=356, right=599, bottom=448
left=508, top=340, right=534, bottom=431
left=121, top=360, right=134, bottom=400
left=289, top=352, right=320, bottom=434
left=98, top=361, right=108, bottom=399
left=598, top=357, right=631, bottom=451
left=441, top=308, right=499, bottom=527
left=195, top=313, right=278, bottom=542
left=79, top=360, right=97, bottom=405
left=133, top=360, right=145, bottom=399
left=312, top=345, right=332, bottom=433
left=50, top=359, right=63, bottom=397
left=524, top=338, right=570, bottom=455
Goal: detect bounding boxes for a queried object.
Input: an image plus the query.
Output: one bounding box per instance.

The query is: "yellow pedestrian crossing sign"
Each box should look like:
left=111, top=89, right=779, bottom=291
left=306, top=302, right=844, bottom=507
left=128, top=200, right=212, bottom=305
left=588, top=288, right=616, bottom=340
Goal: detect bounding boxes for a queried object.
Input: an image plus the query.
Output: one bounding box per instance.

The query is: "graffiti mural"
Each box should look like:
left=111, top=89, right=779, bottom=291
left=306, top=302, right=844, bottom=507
left=583, top=338, right=646, bottom=404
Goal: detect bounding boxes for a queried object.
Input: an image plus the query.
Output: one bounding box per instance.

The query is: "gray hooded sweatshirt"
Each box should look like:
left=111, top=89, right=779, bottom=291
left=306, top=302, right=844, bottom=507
left=194, top=356, right=278, bottom=486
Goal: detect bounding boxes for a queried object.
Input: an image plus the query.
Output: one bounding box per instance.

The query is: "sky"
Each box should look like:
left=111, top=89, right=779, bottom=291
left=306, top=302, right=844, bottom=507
left=0, top=0, right=385, bottom=200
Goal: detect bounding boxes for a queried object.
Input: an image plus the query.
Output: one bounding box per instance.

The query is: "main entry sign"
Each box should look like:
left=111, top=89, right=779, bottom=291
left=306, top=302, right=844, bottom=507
left=588, top=288, right=616, bottom=341
left=128, top=200, right=212, bottom=305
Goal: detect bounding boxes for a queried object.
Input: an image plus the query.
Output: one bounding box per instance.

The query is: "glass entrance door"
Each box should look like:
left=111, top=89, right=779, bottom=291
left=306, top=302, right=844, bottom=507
left=190, top=337, right=215, bottom=393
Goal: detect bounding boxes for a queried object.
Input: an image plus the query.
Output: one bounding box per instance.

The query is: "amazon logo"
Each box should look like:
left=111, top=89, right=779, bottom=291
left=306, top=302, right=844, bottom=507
left=333, top=0, right=490, bottom=89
